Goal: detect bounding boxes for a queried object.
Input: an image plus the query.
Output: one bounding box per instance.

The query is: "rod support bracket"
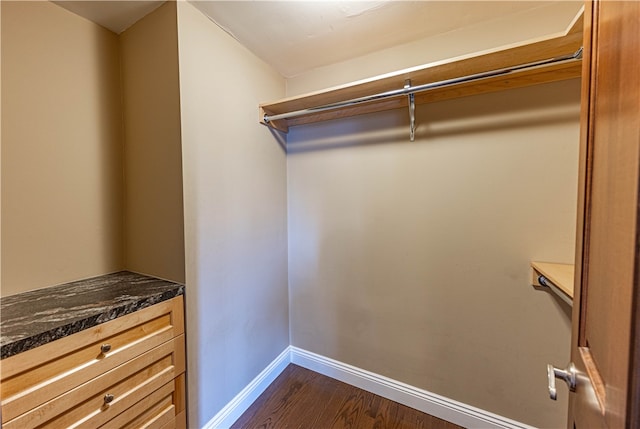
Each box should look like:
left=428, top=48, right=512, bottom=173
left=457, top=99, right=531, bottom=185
left=405, top=80, right=415, bottom=142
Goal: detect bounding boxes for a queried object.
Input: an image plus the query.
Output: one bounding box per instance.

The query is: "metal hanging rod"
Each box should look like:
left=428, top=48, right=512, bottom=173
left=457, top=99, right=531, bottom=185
left=538, top=275, right=573, bottom=307
left=263, top=47, right=583, bottom=125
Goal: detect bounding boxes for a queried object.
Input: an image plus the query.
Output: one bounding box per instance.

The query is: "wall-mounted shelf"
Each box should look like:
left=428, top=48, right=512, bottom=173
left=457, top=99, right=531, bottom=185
left=259, top=7, right=583, bottom=135
left=531, top=261, right=574, bottom=306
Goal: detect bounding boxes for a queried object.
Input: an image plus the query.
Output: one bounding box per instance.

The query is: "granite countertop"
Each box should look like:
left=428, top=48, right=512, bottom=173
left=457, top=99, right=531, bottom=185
left=0, top=271, right=185, bottom=359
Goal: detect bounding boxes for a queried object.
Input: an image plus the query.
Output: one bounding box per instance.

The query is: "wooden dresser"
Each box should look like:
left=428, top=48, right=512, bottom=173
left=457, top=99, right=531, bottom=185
left=0, top=272, right=186, bottom=429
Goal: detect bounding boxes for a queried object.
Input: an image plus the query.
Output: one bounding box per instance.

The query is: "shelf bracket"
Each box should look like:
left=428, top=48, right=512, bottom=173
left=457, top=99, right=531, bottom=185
left=531, top=262, right=574, bottom=307
left=405, top=80, right=415, bottom=142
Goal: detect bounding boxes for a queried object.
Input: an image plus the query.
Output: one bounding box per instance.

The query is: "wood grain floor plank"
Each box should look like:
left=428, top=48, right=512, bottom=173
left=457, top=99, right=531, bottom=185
left=291, top=369, right=344, bottom=429
left=373, top=396, right=400, bottom=429
left=236, top=367, right=321, bottom=428
left=329, top=389, right=368, bottom=428
left=230, top=365, right=305, bottom=429
left=305, top=374, right=354, bottom=428
left=231, top=364, right=463, bottom=429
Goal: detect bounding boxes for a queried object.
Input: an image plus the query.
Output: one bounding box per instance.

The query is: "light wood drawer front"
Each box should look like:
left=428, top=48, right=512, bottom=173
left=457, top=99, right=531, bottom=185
left=107, top=384, right=175, bottom=429
left=1, top=296, right=184, bottom=423
left=164, top=410, right=187, bottom=429
left=4, top=335, right=186, bottom=429
left=103, top=374, right=186, bottom=429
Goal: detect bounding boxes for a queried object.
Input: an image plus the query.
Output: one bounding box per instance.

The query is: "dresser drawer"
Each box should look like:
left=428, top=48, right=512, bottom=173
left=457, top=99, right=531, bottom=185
left=104, top=374, right=186, bottom=429
left=3, top=335, right=185, bottom=429
left=160, top=410, right=187, bottom=429
left=1, top=296, right=184, bottom=423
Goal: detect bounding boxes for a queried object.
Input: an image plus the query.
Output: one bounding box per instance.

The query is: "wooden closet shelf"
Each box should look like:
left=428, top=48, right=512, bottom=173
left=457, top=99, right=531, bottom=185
left=531, top=261, right=575, bottom=304
left=259, top=7, right=583, bottom=134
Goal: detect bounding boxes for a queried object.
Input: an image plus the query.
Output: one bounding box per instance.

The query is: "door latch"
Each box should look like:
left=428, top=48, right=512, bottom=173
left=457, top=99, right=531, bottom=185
left=547, top=362, right=577, bottom=400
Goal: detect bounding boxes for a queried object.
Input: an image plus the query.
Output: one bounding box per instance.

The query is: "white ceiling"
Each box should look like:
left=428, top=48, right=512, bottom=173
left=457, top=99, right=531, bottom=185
left=191, top=1, right=562, bottom=77
left=54, top=1, right=165, bottom=34
left=52, top=1, right=574, bottom=78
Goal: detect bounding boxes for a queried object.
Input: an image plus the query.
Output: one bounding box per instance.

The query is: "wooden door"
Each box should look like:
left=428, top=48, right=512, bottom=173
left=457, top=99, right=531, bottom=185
left=568, top=0, right=640, bottom=427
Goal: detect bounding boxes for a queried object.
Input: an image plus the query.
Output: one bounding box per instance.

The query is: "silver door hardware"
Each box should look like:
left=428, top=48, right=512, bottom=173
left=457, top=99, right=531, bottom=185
left=547, top=362, right=577, bottom=400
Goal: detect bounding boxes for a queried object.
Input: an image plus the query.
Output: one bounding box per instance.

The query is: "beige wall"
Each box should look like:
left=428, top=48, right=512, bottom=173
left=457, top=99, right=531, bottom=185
left=176, top=3, right=289, bottom=427
left=1, top=1, right=124, bottom=295
left=120, top=2, right=185, bottom=284
left=286, top=10, right=580, bottom=427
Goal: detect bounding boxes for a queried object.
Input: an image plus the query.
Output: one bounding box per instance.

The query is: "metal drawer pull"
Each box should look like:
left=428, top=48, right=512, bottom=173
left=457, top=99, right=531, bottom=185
left=547, top=362, right=577, bottom=400
left=104, top=393, right=115, bottom=405
left=100, top=344, right=112, bottom=354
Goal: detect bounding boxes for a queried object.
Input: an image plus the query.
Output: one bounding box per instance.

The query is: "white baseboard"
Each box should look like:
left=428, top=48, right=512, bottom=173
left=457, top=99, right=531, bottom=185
left=289, top=347, right=535, bottom=429
left=203, top=345, right=534, bottom=429
left=202, top=347, right=290, bottom=429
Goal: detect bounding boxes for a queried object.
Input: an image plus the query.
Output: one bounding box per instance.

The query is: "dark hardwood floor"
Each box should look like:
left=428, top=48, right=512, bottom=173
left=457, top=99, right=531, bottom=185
left=231, top=364, right=463, bottom=429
